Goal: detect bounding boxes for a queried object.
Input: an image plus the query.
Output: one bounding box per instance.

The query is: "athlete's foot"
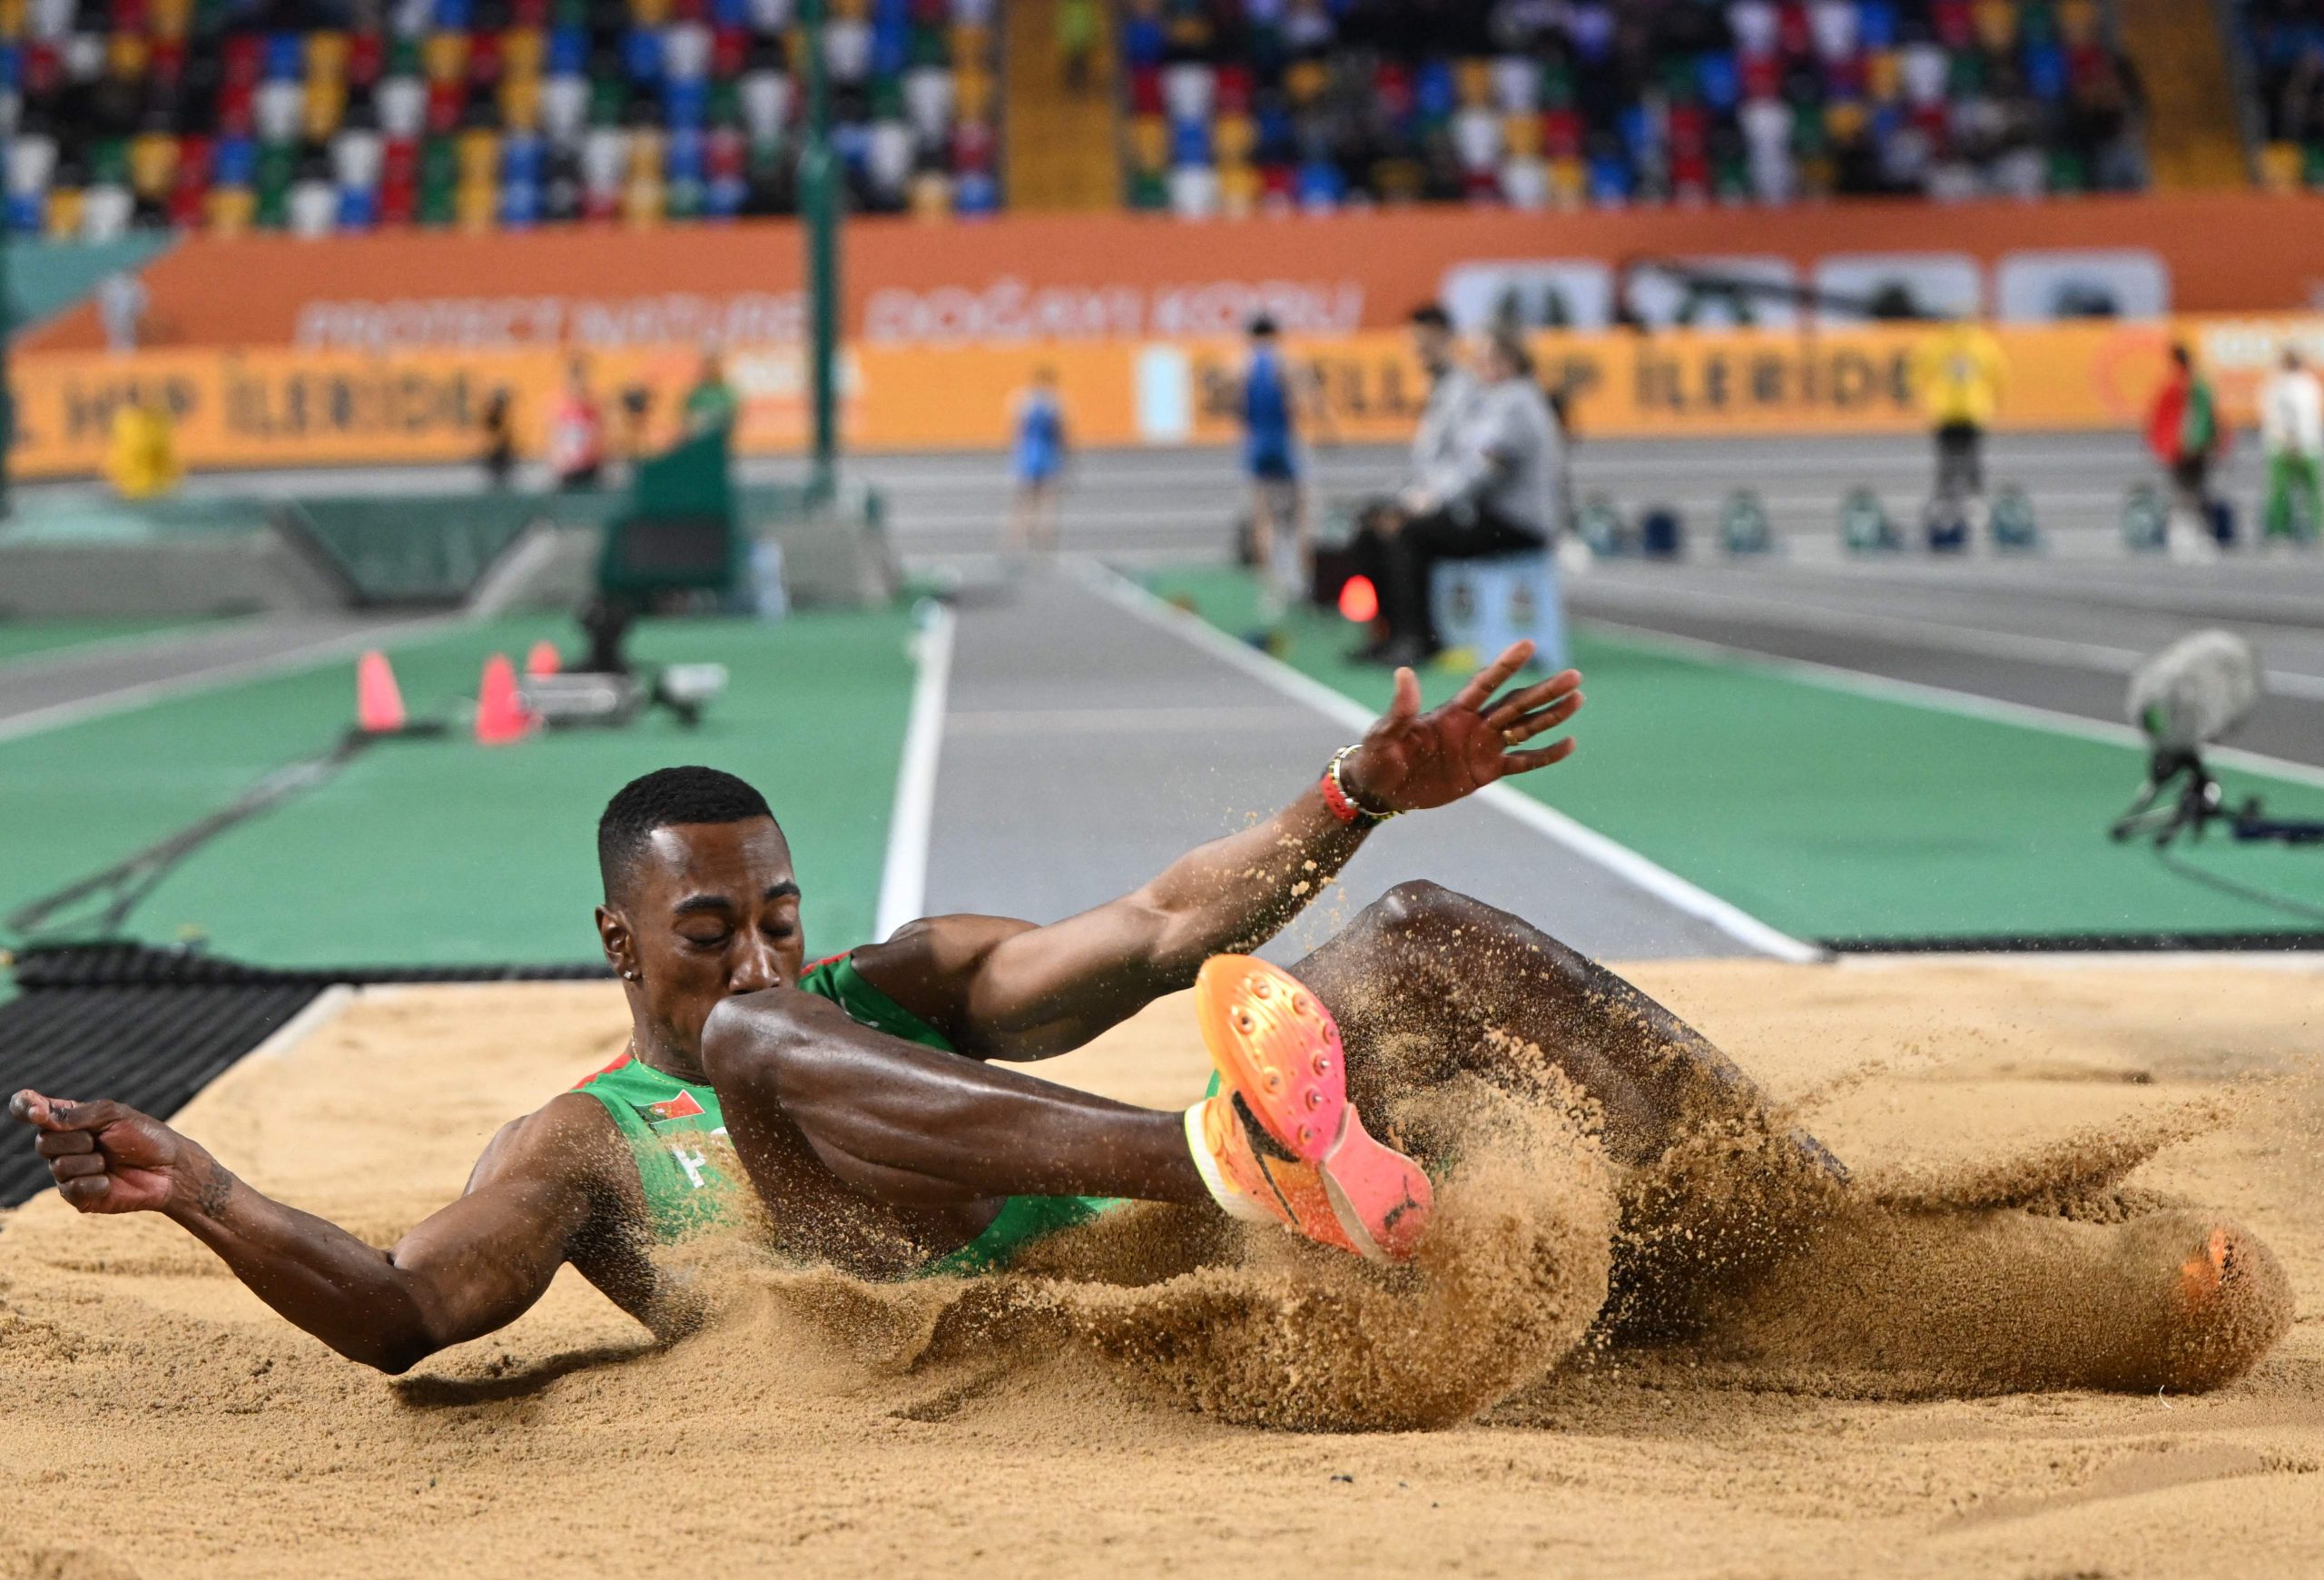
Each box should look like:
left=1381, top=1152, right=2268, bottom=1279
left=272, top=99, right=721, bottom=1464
left=2030, top=1210, right=2290, bottom=1393
left=1187, top=955, right=1432, bottom=1261
left=2131, top=1215, right=2291, bottom=1392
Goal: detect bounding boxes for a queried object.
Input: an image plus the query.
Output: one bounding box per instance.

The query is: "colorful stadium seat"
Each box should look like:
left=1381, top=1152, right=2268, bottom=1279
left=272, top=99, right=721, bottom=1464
left=1114, top=0, right=2152, bottom=213
left=1, top=0, right=1000, bottom=233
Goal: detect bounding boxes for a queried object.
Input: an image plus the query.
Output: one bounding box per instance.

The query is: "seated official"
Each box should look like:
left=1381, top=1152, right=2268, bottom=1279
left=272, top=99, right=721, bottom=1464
left=1349, top=330, right=1561, bottom=667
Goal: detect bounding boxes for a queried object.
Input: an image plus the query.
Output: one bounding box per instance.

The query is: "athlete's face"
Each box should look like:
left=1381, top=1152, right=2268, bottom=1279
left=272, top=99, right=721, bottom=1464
left=596, top=817, right=806, bottom=1058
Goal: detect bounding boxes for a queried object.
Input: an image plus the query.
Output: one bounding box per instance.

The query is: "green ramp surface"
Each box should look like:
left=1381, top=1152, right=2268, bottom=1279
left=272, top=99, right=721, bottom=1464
left=0, top=610, right=920, bottom=968
left=1141, top=567, right=2324, bottom=943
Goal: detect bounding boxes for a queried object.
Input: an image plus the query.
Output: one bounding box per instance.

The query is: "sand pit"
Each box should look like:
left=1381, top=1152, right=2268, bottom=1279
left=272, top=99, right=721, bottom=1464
left=4, top=958, right=2322, bottom=1578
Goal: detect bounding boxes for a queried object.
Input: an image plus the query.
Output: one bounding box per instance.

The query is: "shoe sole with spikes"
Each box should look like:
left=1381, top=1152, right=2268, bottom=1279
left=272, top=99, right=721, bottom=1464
left=1194, top=954, right=1433, bottom=1262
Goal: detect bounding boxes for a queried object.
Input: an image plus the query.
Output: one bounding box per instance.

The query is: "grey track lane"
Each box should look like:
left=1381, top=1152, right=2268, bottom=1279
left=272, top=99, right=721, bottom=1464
left=920, top=566, right=1753, bottom=961
left=1567, top=558, right=2324, bottom=771
left=0, top=615, right=421, bottom=738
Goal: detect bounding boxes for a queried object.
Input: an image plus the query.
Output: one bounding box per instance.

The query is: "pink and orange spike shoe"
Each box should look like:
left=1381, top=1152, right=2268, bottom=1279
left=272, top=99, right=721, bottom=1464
left=1184, top=954, right=1433, bottom=1262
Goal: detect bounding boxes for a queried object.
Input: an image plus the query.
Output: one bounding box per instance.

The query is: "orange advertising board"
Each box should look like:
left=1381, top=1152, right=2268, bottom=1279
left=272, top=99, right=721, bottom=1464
left=25, top=193, right=2324, bottom=356
left=14, top=315, right=2319, bottom=479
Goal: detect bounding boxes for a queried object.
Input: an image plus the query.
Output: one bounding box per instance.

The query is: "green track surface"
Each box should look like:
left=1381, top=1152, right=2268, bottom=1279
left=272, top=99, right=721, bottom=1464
left=0, top=617, right=213, bottom=667
left=0, top=611, right=919, bottom=967
left=1143, top=567, right=2324, bottom=942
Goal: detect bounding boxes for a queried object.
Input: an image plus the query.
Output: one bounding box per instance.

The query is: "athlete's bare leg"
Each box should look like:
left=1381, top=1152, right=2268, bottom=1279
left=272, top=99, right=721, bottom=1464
left=1007, top=482, right=1041, bottom=555
left=1290, top=880, right=1804, bottom=1170
left=1285, top=883, right=2290, bottom=1374
left=1248, top=479, right=1281, bottom=582
left=1031, top=481, right=1061, bottom=551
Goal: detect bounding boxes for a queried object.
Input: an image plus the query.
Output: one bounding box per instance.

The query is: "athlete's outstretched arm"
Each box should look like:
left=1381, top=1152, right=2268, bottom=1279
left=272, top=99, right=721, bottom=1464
left=857, top=642, right=1582, bottom=1059
left=7, top=1089, right=628, bottom=1374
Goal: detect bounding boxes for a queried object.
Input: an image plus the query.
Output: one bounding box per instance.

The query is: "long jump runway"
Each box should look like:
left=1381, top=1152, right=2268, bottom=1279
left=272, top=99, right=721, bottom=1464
left=919, top=564, right=1764, bottom=961
left=0, top=613, right=428, bottom=744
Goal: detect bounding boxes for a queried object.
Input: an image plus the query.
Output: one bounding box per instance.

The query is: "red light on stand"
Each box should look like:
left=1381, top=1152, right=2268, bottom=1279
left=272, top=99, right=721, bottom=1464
left=1337, top=574, right=1379, bottom=624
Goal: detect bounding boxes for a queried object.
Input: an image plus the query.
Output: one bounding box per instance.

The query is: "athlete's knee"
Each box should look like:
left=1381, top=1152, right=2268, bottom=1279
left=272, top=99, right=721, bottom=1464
left=700, top=997, right=823, bottom=1102
left=1370, top=879, right=1503, bottom=940
left=1364, top=880, right=1588, bottom=981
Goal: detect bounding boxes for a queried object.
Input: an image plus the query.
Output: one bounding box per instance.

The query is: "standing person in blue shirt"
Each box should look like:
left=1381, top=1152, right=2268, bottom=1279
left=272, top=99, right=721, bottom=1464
left=1239, top=314, right=1322, bottom=646
left=1008, top=366, right=1071, bottom=556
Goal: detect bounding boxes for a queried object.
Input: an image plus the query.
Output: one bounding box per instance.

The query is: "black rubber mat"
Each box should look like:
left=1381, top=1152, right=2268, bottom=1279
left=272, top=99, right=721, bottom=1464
left=1820, top=931, right=2324, bottom=953
left=0, top=945, right=615, bottom=1209
left=0, top=982, right=324, bottom=1208
left=11, top=943, right=613, bottom=989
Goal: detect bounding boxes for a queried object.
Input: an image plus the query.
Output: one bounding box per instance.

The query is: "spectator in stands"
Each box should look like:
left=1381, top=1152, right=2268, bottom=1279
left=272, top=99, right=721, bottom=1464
left=1353, top=328, right=1561, bottom=668
left=2275, top=45, right=2324, bottom=150
left=2063, top=50, right=2147, bottom=191
left=1914, top=319, right=2008, bottom=507
left=682, top=352, right=740, bottom=439
left=2146, top=343, right=2227, bottom=556
left=547, top=358, right=607, bottom=492
left=2260, top=346, right=2324, bottom=545
left=480, top=388, right=517, bottom=492
left=1007, top=365, right=1070, bottom=555
left=97, top=272, right=147, bottom=354
left=1059, top=0, right=1100, bottom=94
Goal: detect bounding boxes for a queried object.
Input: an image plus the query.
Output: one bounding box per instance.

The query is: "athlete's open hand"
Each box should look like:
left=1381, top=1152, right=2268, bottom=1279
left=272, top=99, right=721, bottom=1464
left=1343, top=641, right=1581, bottom=814
left=7, top=1090, right=217, bottom=1216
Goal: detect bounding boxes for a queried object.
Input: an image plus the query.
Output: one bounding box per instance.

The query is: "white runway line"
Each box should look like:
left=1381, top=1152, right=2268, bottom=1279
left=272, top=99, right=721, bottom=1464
left=1076, top=558, right=1822, bottom=963
left=874, top=600, right=957, bottom=942
left=241, top=985, right=355, bottom=1064
left=1576, top=579, right=2324, bottom=699
left=0, top=617, right=255, bottom=681
left=0, top=616, right=451, bottom=745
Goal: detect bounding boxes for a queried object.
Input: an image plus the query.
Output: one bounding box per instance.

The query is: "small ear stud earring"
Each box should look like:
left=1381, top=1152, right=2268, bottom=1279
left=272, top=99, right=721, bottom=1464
left=620, top=969, right=639, bottom=982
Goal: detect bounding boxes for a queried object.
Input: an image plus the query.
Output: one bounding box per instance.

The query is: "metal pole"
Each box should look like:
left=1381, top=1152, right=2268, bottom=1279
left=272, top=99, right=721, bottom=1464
left=800, top=0, right=839, bottom=500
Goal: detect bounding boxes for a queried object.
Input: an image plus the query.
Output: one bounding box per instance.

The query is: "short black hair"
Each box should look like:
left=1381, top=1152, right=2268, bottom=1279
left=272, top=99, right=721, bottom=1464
left=1408, top=303, right=1451, bottom=331
left=1247, top=313, right=1278, bottom=339
left=598, top=765, right=775, bottom=901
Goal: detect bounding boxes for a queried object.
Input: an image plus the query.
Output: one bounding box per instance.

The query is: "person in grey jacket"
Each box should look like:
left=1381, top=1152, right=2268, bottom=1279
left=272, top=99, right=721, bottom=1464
left=1351, top=327, right=1562, bottom=667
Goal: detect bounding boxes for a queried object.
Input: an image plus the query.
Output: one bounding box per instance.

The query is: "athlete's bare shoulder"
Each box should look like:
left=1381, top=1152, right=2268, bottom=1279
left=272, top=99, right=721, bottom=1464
left=461, top=1089, right=629, bottom=1198
left=459, top=1088, right=683, bottom=1331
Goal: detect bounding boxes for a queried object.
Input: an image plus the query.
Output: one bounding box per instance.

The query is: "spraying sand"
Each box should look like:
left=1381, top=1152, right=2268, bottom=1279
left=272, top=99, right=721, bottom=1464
left=3, top=959, right=2321, bottom=1578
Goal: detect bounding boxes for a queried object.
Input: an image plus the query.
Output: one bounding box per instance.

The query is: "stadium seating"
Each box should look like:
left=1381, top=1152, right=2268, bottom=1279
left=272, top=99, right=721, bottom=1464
left=1117, top=0, right=2151, bottom=217
left=0, top=0, right=1001, bottom=236
left=2240, top=1, right=2324, bottom=189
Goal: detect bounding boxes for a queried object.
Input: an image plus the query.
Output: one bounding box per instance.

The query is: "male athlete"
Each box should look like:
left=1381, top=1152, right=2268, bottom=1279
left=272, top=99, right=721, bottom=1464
left=5, top=645, right=2267, bottom=1384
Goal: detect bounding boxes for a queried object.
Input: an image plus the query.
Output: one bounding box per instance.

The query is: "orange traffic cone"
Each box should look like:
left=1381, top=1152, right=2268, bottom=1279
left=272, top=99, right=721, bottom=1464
left=475, top=654, right=536, bottom=746
left=525, top=639, right=562, bottom=677
left=356, top=650, right=406, bottom=735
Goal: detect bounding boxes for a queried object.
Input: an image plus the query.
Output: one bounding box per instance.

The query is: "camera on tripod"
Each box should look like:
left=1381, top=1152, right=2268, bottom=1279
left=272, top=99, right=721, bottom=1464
left=2112, top=631, right=2324, bottom=846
